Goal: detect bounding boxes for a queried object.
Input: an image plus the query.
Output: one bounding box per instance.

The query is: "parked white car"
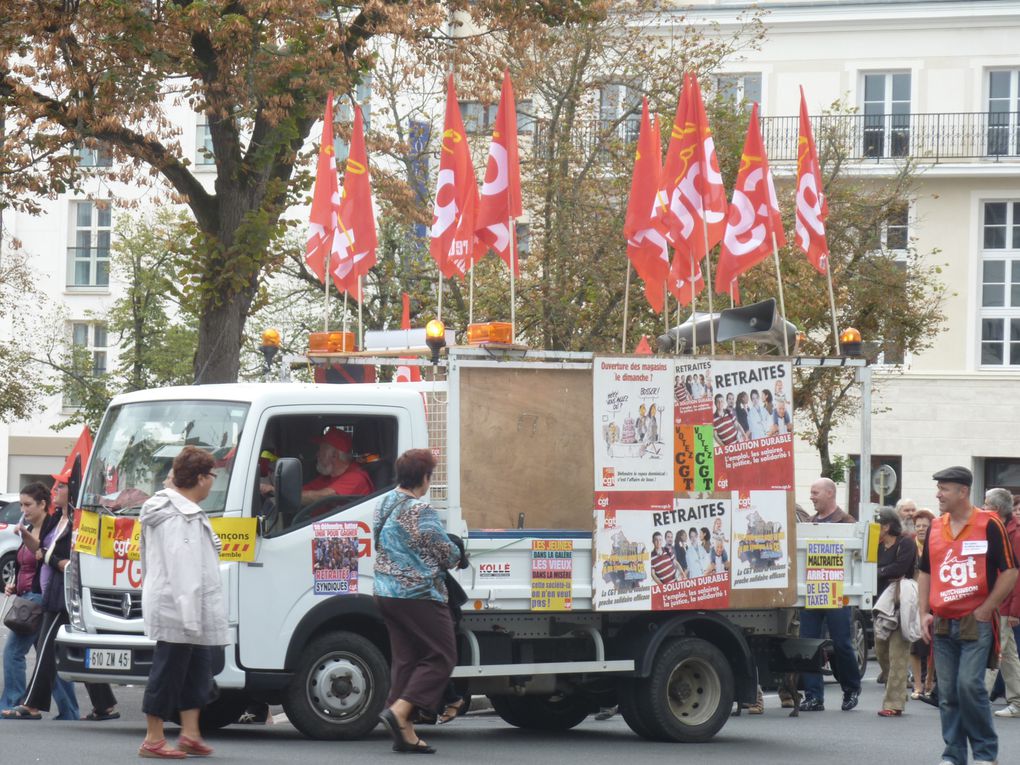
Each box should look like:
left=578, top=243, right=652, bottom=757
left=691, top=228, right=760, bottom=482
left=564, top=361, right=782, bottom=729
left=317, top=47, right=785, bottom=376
left=1, top=493, right=23, bottom=588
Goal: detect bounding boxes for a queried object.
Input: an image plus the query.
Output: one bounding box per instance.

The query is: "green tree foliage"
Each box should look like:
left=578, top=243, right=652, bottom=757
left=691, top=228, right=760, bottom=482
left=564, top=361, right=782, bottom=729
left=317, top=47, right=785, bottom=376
left=0, top=0, right=594, bottom=383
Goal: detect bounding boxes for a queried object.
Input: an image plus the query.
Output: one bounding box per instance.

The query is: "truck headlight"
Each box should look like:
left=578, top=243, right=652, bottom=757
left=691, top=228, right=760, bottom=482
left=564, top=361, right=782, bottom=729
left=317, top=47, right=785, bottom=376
left=65, top=551, right=85, bottom=631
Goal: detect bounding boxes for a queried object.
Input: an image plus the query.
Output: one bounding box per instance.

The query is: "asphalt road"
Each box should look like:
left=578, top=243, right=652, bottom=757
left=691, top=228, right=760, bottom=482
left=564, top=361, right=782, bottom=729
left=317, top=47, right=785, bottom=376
left=1, top=633, right=1019, bottom=764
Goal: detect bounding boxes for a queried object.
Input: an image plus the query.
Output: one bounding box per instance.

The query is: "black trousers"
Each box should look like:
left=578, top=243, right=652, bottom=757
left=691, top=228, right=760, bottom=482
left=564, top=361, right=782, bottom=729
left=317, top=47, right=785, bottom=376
left=142, top=642, right=215, bottom=721
left=23, top=610, right=117, bottom=713
left=376, top=597, right=456, bottom=711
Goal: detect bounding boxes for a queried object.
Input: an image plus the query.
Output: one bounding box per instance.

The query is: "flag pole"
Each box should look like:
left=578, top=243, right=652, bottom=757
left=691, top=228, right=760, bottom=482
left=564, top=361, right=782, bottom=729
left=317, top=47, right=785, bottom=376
left=342, top=290, right=349, bottom=338
left=323, top=264, right=330, bottom=332
left=770, top=231, right=790, bottom=356
left=469, top=265, right=475, bottom=326
left=509, top=216, right=517, bottom=342
left=729, top=284, right=737, bottom=354
left=437, top=271, right=443, bottom=321
left=825, top=258, right=841, bottom=355
left=621, top=262, right=631, bottom=354
left=689, top=252, right=698, bottom=355
left=357, top=275, right=364, bottom=351
left=701, top=219, right=716, bottom=354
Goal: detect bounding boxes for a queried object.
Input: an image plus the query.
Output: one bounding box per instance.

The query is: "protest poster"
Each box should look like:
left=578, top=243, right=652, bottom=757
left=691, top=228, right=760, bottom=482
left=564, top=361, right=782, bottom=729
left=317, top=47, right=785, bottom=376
left=805, top=540, right=845, bottom=608
left=531, top=540, right=573, bottom=611
left=312, top=521, right=359, bottom=596
left=212, top=518, right=258, bottom=562
left=674, top=359, right=714, bottom=426
left=72, top=509, right=101, bottom=556
left=730, top=490, right=791, bottom=589
left=593, top=356, right=674, bottom=493
left=709, top=359, right=795, bottom=491
left=592, top=493, right=731, bottom=611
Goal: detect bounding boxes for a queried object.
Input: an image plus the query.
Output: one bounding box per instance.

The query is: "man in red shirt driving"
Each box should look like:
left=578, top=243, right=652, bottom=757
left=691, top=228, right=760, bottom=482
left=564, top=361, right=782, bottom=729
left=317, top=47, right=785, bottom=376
left=301, top=428, right=374, bottom=504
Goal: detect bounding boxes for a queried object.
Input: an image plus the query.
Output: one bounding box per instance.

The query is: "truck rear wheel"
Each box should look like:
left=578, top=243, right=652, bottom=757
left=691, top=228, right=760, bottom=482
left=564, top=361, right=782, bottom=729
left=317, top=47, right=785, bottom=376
left=283, top=630, right=389, bottom=740
left=489, top=692, right=593, bottom=731
left=632, top=637, right=734, bottom=742
left=617, top=679, right=655, bottom=739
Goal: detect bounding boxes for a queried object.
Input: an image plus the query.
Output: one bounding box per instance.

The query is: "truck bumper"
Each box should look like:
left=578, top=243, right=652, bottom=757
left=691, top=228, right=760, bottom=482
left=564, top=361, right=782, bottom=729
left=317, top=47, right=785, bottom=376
left=55, top=626, right=155, bottom=685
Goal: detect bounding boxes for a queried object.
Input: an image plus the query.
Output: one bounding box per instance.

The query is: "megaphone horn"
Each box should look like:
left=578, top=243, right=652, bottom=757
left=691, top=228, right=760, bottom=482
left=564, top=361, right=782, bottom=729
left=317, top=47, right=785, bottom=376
left=716, top=298, right=798, bottom=353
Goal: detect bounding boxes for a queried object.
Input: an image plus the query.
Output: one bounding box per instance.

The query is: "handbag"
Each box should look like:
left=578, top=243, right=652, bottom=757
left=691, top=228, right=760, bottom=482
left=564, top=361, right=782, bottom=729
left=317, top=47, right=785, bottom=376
left=444, top=572, right=469, bottom=609
left=2, top=594, right=44, bottom=637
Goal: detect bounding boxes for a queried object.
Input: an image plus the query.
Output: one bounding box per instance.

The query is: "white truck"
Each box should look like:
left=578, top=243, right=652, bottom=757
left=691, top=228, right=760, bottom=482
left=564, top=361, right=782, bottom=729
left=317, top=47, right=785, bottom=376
left=56, top=347, right=876, bottom=742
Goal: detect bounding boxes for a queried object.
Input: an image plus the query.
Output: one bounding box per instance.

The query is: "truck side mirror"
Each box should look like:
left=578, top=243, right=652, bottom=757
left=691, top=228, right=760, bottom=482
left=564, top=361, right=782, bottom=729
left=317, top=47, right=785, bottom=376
left=273, top=457, right=303, bottom=518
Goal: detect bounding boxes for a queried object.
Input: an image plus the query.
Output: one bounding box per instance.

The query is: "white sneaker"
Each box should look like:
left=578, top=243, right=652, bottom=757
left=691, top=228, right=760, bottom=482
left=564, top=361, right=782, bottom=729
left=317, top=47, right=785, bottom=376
left=994, top=703, right=1020, bottom=718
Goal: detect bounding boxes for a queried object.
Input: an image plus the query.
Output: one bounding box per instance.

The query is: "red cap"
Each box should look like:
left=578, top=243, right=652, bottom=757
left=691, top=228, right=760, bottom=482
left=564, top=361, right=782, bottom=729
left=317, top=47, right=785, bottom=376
left=51, top=469, right=71, bottom=484
left=313, top=428, right=353, bottom=454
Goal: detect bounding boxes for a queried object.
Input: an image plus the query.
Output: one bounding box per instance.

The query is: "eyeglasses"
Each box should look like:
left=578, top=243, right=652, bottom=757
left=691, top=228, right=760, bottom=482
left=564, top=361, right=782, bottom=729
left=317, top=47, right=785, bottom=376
left=203, top=471, right=217, bottom=479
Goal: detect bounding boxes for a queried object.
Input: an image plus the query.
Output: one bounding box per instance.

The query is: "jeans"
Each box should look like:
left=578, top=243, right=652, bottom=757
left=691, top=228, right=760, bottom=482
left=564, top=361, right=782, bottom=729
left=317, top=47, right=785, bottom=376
left=2, top=592, right=42, bottom=709
left=933, top=618, right=997, bottom=765
left=991, top=617, right=1020, bottom=706
left=799, top=606, right=862, bottom=701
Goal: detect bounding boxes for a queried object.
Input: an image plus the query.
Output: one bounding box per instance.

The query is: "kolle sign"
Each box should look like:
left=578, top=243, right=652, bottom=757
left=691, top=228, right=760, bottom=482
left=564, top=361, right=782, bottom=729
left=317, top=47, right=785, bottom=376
left=77, top=515, right=257, bottom=563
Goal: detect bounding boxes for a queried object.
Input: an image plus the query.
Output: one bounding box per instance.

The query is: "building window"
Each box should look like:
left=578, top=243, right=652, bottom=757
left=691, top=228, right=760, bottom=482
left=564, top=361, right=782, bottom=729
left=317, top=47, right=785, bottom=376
left=714, top=73, right=762, bottom=109
left=459, top=98, right=535, bottom=136
left=68, top=201, right=111, bottom=289
left=984, top=458, right=1020, bottom=495
left=196, top=119, right=215, bottom=166
left=862, top=72, right=911, bottom=158
left=979, top=201, right=1020, bottom=367
left=65, top=322, right=108, bottom=408
left=76, top=141, right=113, bottom=168
left=988, top=69, right=1020, bottom=157
left=333, top=76, right=374, bottom=161
left=598, top=83, right=641, bottom=142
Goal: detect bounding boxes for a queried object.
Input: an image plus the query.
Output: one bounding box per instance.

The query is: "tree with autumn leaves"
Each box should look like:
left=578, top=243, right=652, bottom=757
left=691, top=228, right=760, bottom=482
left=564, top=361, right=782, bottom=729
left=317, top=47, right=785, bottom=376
left=0, top=0, right=595, bottom=383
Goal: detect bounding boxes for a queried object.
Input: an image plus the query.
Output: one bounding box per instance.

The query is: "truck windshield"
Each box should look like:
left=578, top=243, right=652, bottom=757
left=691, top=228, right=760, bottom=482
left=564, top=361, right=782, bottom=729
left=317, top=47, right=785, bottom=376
left=81, top=400, right=249, bottom=516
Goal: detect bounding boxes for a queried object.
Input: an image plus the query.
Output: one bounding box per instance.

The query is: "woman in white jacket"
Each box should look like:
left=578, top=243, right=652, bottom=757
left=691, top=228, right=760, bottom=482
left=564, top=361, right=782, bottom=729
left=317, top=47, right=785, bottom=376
left=138, top=446, right=228, bottom=759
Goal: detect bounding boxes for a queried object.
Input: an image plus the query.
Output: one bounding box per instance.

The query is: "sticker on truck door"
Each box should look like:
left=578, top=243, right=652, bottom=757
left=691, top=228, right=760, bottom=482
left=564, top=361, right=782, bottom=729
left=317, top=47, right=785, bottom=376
left=312, top=522, right=359, bottom=595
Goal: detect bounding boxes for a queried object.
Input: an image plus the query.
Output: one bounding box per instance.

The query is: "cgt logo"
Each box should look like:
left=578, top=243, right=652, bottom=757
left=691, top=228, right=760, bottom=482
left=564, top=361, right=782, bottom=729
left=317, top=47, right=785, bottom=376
left=939, top=550, right=978, bottom=588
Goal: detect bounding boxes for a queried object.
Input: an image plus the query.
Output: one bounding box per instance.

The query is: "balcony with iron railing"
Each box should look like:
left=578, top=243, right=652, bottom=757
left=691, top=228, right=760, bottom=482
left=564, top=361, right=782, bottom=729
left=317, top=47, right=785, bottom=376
left=533, top=112, right=1020, bottom=165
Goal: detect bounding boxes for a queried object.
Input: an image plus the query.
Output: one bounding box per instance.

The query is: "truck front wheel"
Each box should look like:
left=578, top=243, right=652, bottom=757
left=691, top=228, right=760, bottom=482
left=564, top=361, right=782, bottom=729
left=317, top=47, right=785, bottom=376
left=488, top=692, right=593, bottom=731
left=631, top=637, right=734, bottom=742
left=283, top=630, right=389, bottom=740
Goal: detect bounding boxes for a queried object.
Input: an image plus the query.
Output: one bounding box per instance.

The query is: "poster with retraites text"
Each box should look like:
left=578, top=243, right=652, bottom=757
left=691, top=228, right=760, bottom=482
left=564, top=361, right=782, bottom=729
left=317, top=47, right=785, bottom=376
left=592, top=356, right=793, bottom=611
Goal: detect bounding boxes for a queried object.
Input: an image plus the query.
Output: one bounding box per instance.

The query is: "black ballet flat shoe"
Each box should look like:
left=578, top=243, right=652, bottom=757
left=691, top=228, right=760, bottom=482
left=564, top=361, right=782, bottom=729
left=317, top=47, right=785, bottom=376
left=393, top=739, right=436, bottom=754
left=379, top=709, right=404, bottom=748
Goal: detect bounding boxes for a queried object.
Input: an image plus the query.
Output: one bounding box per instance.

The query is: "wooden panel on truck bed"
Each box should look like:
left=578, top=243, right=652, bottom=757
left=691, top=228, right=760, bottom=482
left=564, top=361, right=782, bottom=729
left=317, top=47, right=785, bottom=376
left=727, top=492, right=799, bottom=609
left=459, top=366, right=593, bottom=529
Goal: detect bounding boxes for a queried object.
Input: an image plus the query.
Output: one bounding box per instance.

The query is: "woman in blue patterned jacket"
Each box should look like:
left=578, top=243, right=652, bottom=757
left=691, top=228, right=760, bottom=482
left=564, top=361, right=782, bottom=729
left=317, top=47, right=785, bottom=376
left=375, top=448, right=462, bottom=755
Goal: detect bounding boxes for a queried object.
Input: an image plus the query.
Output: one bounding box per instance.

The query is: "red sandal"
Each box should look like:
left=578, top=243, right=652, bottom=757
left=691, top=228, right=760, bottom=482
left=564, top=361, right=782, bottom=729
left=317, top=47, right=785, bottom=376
left=138, top=739, right=187, bottom=759
left=178, top=735, right=214, bottom=757
left=877, top=709, right=903, bottom=717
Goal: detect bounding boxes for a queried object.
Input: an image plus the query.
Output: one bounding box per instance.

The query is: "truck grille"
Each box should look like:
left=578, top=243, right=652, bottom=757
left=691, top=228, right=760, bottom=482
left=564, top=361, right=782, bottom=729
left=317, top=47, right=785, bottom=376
left=90, top=589, right=142, bottom=620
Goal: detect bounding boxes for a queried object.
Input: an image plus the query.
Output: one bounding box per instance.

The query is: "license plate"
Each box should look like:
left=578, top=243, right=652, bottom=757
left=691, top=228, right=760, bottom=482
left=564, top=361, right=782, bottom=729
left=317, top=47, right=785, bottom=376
left=85, top=649, right=132, bottom=670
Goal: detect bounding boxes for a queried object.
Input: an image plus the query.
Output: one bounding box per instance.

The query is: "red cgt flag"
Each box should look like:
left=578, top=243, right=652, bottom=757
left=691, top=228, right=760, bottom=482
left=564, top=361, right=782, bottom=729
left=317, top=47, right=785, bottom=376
left=475, top=70, right=523, bottom=274
left=333, top=105, right=378, bottom=299
left=715, top=103, right=785, bottom=295
left=795, top=87, right=830, bottom=274
left=395, top=292, right=422, bottom=383
left=431, top=75, right=479, bottom=279
left=657, top=74, right=727, bottom=304
left=624, top=98, right=672, bottom=314
left=306, top=92, right=342, bottom=284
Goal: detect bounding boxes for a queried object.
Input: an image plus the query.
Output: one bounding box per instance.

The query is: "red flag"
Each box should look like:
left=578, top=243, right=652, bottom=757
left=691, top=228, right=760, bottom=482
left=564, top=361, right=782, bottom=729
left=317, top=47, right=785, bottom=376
left=333, top=105, right=378, bottom=299
left=624, top=99, right=672, bottom=313
left=395, top=293, right=422, bottom=383
left=306, top=92, right=342, bottom=283
left=715, top=103, right=785, bottom=294
left=475, top=70, right=522, bottom=274
left=431, top=75, right=479, bottom=278
left=795, top=87, right=830, bottom=274
left=59, top=426, right=93, bottom=476
left=657, top=74, right=727, bottom=304
left=634, top=335, right=653, bottom=355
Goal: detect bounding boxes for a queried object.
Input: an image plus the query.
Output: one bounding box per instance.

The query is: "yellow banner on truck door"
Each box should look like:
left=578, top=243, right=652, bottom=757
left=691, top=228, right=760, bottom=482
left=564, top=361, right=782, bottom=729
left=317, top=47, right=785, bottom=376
left=210, top=518, right=257, bottom=562
left=100, top=516, right=142, bottom=561
left=96, top=516, right=257, bottom=563
left=72, top=509, right=101, bottom=556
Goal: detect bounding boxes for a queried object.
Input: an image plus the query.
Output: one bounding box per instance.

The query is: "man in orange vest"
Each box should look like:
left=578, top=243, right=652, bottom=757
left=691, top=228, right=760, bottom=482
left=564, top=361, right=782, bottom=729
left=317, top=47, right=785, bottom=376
left=918, top=466, right=1017, bottom=765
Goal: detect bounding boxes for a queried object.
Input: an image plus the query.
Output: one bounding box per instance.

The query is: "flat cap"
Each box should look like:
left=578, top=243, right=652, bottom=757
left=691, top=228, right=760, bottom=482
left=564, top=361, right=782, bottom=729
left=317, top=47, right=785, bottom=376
left=932, top=466, right=973, bottom=487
